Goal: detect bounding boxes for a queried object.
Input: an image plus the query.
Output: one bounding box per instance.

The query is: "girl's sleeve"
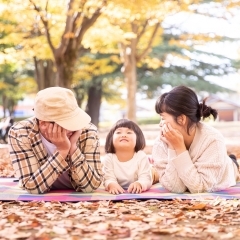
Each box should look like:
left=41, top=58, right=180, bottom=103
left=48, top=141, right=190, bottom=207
left=135, top=151, right=153, bottom=191
left=152, top=139, right=187, bottom=193
left=102, top=154, right=118, bottom=188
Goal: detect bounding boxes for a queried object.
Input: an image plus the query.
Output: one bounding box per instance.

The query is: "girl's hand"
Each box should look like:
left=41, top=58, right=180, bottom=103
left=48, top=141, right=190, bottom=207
left=161, top=123, right=186, bottom=155
left=128, top=182, right=142, bottom=194
left=107, top=182, right=125, bottom=194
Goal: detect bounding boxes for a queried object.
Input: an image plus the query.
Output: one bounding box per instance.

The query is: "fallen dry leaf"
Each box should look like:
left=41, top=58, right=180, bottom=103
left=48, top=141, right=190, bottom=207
left=152, top=227, right=182, bottom=235
left=121, top=214, right=144, bottom=221
left=184, top=203, right=207, bottom=210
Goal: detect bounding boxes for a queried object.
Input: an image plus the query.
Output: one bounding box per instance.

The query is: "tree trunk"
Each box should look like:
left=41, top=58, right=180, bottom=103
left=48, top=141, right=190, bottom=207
left=121, top=44, right=137, bottom=122
left=72, top=86, right=85, bottom=108
left=85, top=81, right=102, bottom=127
left=55, top=60, right=71, bottom=88
left=30, top=0, right=105, bottom=89
left=119, top=22, right=160, bottom=122
left=124, top=63, right=137, bottom=122
left=55, top=49, right=76, bottom=88
left=8, top=99, right=15, bottom=117
left=34, top=57, right=56, bottom=90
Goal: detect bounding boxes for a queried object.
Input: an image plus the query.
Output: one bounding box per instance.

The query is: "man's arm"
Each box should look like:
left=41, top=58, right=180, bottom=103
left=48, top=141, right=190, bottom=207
left=9, top=121, right=69, bottom=194
left=69, top=125, right=103, bottom=192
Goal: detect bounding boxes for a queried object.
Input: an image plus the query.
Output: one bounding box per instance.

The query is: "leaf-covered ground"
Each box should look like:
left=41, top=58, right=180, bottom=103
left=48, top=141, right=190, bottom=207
left=1, top=198, right=240, bottom=239
left=0, top=147, right=15, bottom=178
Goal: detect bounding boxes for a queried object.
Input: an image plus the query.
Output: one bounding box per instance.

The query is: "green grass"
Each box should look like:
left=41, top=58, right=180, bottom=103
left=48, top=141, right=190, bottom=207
left=98, top=116, right=160, bottom=129
left=137, top=116, right=160, bottom=125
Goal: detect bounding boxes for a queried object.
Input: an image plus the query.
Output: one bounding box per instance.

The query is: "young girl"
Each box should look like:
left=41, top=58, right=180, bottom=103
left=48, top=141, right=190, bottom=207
left=152, top=85, right=239, bottom=194
left=102, top=119, right=153, bottom=194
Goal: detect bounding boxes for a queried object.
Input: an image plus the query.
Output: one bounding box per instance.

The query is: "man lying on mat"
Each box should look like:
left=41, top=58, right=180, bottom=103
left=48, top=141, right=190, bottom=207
left=8, top=87, right=103, bottom=194
left=152, top=85, right=240, bottom=194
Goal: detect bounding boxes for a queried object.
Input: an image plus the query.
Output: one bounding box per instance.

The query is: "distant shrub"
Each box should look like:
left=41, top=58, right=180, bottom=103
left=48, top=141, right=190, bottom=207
left=137, top=116, right=160, bottom=125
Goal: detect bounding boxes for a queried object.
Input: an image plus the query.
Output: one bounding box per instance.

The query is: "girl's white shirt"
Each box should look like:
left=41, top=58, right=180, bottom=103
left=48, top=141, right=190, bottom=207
left=102, top=150, right=152, bottom=191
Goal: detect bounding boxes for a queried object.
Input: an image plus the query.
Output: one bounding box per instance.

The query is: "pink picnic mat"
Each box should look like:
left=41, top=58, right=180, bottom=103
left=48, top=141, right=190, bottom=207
left=1, top=179, right=240, bottom=202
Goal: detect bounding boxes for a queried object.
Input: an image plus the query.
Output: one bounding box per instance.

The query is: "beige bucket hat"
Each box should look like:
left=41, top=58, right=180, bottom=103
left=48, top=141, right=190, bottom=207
left=34, top=87, right=91, bottom=131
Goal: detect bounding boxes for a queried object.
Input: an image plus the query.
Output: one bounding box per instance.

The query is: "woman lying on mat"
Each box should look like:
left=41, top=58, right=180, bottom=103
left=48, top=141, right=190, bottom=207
left=8, top=87, right=103, bottom=194
left=102, top=119, right=158, bottom=195
left=152, top=85, right=239, bottom=194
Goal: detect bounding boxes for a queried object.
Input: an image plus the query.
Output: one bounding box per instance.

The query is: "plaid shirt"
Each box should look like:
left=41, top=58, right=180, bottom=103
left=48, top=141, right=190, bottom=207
left=8, top=117, right=103, bottom=194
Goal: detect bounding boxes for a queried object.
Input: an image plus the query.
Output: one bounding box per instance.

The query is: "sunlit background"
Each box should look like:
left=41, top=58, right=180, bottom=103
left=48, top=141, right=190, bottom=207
left=0, top=0, right=240, bottom=129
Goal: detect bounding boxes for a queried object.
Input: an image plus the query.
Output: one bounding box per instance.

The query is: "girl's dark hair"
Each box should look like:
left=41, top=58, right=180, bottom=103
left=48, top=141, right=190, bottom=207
left=155, top=86, right=218, bottom=134
left=105, top=119, right=146, bottom=153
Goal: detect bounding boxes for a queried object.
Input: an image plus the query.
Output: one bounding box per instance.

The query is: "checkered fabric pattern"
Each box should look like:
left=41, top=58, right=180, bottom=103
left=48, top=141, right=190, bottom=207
left=8, top=117, right=103, bottom=194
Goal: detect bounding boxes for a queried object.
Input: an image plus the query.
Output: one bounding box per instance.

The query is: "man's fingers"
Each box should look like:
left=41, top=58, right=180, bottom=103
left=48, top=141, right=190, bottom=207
left=61, top=127, right=67, bottom=138
left=56, top=124, right=62, bottom=138
left=47, top=122, right=54, bottom=135
left=52, top=123, right=58, bottom=133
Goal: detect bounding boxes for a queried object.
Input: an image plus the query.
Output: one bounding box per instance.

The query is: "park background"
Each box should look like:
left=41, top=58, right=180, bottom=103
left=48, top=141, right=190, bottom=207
left=0, top=0, right=239, bottom=171
left=0, top=0, right=240, bottom=158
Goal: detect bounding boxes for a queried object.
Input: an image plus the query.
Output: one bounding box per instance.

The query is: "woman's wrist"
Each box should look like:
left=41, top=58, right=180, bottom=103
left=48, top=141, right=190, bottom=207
left=175, top=146, right=187, bottom=155
left=168, top=143, right=174, bottom=150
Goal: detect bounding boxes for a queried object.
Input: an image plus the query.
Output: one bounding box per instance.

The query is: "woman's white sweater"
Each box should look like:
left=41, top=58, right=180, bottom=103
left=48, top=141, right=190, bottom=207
left=152, top=122, right=239, bottom=193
